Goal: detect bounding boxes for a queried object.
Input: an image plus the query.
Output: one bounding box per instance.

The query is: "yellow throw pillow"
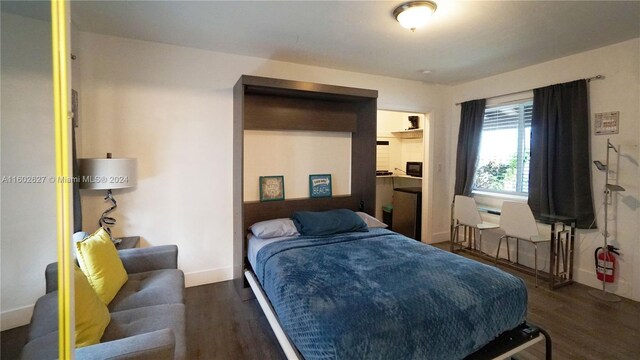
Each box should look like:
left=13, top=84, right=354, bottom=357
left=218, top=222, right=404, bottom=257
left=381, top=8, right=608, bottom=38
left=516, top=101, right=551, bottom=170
left=76, top=228, right=128, bottom=305
left=75, top=265, right=110, bottom=347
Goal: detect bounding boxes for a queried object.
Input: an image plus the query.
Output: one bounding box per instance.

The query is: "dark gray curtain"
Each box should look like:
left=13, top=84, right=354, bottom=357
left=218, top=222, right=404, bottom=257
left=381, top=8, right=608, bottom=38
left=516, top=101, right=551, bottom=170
left=72, top=106, right=82, bottom=232
left=528, top=79, right=594, bottom=228
left=454, top=99, right=486, bottom=196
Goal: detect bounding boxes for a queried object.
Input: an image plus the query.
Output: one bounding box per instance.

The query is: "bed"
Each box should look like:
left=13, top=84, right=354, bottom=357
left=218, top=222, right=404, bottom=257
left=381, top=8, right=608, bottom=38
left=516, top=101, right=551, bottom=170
left=245, top=213, right=550, bottom=360
left=233, top=76, right=550, bottom=359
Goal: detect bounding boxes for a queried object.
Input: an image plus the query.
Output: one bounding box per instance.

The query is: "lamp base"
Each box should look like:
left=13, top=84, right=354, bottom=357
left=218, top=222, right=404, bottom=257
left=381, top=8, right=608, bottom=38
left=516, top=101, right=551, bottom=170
left=588, top=289, right=621, bottom=302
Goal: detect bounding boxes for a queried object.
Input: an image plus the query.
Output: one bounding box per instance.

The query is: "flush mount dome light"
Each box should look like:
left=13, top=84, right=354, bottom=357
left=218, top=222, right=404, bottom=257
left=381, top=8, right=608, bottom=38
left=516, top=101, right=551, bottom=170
left=393, top=1, right=437, bottom=31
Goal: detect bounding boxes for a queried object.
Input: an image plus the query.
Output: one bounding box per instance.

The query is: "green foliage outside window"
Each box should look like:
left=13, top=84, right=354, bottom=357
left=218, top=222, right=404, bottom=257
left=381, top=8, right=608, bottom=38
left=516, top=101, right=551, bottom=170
left=473, top=155, right=518, bottom=191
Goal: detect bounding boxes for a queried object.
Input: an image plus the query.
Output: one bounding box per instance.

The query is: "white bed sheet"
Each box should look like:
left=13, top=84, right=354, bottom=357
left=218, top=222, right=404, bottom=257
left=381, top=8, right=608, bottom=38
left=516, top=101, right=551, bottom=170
left=247, top=233, right=299, bottom=270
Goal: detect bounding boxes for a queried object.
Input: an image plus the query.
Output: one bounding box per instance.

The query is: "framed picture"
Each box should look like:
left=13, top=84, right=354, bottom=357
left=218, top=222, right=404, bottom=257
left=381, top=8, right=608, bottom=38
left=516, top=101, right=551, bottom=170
left=259, top=176, right=285, bottom=202
left=594, top=111, right=619, bottom=135
left=309, top=174, right=332, bottom=198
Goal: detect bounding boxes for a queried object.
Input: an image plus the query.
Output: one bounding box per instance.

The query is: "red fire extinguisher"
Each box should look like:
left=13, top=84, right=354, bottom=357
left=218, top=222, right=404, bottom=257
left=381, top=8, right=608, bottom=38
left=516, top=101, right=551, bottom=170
left=595, top=245, right=620, bottom=283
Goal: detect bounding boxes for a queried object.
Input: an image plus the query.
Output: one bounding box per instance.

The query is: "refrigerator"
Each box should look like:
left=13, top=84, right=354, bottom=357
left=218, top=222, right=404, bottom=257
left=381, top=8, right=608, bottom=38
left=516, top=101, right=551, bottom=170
left=392, top=187, right=422, bottom=241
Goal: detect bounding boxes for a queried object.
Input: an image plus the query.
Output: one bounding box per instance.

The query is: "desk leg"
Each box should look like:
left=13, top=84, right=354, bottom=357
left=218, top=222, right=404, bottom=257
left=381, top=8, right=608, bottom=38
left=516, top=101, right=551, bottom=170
left=450, top=202, right=455, bottom=252
left=549, top=223, right=557, bottom=289
left=555, top=225, right=561, bottom=279
left=569, top=221, right=576, bottom=282
left=555, top=229, right=570, bottom=279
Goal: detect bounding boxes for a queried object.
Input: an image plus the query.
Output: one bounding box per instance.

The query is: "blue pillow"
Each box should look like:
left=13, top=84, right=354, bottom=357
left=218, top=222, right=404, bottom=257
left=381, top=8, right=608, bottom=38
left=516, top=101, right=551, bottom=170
left=292, top=209, right=368, bottom=236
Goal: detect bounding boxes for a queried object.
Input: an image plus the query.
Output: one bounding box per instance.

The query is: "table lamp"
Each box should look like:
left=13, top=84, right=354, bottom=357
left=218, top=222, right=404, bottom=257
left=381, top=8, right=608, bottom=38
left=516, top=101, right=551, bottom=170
left=79, top=153, right=137, bottom=243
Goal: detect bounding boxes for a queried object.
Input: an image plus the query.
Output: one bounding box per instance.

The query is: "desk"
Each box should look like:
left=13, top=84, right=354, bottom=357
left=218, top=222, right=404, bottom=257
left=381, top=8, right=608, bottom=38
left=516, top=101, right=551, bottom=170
left=531, top=213, right=576, bottom=289
left=458, top=208, right=575, bottom=290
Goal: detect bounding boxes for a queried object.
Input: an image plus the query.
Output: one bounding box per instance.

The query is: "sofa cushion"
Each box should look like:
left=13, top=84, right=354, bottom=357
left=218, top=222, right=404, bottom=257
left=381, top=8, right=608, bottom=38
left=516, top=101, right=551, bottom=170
left=76, top=329, right=176, bottom=360
left=104, top=304, right=186, bottom=360
left=76, top=228, right=128, bottom=305
left=21, top=331, right=58, bottom=360
left=74, top=266, right=111, bottom=347
left=108, top=269, right=185, bottom=312
left=27, top=291, right=58, bottom=341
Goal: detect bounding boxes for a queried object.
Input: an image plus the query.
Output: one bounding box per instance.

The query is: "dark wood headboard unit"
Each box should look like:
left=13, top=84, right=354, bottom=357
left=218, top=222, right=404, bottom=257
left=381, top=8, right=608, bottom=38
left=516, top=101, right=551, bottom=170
left=233, top=75, right=378, bottom=298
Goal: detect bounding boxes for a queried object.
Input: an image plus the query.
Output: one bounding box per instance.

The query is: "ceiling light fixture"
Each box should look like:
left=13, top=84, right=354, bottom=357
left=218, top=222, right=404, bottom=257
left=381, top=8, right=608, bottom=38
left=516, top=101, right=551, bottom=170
left=393, top=1, right=437, bottom=32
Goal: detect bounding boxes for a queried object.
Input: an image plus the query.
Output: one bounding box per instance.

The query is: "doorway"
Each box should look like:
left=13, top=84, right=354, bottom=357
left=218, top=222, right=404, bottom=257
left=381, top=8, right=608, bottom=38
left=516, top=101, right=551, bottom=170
left=376, top=109, right=434, bottom=243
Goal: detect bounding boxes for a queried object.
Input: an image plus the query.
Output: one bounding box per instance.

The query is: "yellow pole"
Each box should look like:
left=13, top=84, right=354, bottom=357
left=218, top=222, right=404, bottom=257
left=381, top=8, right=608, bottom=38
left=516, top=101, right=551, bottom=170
left=51, top=0, right=74, bottom=358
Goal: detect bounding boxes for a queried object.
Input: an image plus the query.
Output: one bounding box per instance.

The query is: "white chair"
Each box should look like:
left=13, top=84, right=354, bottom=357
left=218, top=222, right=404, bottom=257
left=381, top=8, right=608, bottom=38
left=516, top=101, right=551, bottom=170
left=451, top=195, right=499, bottom=252
left=496, top=201, right=550, bottom=287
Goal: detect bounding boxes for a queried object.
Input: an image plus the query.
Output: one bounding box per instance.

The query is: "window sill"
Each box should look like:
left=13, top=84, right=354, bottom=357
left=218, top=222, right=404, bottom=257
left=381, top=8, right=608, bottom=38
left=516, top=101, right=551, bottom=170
left=472, top=190, right=528, bottom=201
left=472, top=191, right=528, bottom=211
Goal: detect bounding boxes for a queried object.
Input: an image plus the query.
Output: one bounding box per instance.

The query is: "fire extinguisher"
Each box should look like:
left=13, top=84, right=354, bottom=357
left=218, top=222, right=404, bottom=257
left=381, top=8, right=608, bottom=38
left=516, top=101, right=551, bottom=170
left=595, top=245, right=620, bottom=283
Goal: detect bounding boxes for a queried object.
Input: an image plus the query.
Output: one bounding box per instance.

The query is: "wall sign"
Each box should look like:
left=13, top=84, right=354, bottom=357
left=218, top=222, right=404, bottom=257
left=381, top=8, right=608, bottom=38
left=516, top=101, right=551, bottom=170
left=594, top=111, right=619, bottom=135
left=259, top=176, right=285, bottom=202
left=309, top=174, right=332, bottom=198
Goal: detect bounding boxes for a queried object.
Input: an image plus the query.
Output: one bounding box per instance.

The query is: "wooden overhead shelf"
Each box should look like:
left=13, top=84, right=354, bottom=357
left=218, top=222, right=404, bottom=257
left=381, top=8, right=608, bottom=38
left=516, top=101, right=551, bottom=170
left=391, top=128, right=423, bottom=139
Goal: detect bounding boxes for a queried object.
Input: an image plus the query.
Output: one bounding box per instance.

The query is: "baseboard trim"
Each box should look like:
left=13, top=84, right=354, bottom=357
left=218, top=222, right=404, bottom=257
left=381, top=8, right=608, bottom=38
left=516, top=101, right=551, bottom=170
left=573, top=268, right=635, bottom=301
left=1, top=304, right=34, bottom=331
left=430, top=231, right=450, bottom=244
left=184, top=266, right=233, bottom=288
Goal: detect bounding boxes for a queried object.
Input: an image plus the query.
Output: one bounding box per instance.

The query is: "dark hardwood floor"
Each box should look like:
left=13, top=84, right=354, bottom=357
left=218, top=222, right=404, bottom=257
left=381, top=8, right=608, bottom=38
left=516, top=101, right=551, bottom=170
left=186, top=280, right=285, bottom=360
left=1, top=324, right=28, bottom=360
left=3, top=246, right=639, bottom=359
left=447, top=248, right=640, bottom=360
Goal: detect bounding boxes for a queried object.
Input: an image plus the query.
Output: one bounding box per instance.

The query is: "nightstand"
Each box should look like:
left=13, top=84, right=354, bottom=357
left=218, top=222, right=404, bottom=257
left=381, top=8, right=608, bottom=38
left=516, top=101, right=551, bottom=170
left=115, top=236, right=140, bottom=250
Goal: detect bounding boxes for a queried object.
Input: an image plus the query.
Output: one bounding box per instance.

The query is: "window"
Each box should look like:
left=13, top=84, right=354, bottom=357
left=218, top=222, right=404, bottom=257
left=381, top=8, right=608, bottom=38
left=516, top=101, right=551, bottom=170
left=473, top=100, right=532, bottom=195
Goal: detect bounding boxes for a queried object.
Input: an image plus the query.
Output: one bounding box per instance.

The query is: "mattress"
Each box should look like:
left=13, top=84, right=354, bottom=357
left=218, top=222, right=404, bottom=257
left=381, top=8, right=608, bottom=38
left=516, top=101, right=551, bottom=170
left=254, top=228, right=528, bottom=360
left=247, top=233, right=298, bottom=270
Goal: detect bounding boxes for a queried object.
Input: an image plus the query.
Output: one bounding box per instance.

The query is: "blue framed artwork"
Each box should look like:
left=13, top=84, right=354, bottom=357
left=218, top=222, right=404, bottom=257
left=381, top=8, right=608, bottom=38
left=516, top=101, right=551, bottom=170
left=259, top=176, right=285, bottom=202
left=309, top=174, right=332, bottom=198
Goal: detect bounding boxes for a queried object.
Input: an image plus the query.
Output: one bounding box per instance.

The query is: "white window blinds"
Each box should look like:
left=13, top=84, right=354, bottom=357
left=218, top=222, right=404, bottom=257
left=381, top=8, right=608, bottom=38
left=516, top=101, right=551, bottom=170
left=474, top=100, right=533, bottom=194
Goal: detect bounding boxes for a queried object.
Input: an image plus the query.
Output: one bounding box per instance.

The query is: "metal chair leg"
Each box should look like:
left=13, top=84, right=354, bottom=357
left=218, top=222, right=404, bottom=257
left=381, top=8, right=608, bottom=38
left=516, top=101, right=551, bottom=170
left=452, top=224, right=459, bottom=252
left=450, top=224, right=456, bottom=252
left=495, top=236, right=504, bottom=265
left=465, top=226, right=471, bottom=249
left=471, top=228, right=475, bottom=250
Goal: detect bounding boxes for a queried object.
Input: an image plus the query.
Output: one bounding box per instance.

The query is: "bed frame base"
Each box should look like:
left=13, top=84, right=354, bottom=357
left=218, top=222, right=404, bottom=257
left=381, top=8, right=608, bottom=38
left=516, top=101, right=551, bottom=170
left=245, top=270, right=551, bottom=360
left=246, top=270, right=303, bottom=360
left=465, top=323, right=551, bottom=360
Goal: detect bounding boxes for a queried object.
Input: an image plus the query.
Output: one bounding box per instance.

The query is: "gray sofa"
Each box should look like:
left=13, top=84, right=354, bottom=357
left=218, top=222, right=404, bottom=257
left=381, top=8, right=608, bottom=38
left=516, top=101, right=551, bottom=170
left=22, top=245, right=186, bottom=360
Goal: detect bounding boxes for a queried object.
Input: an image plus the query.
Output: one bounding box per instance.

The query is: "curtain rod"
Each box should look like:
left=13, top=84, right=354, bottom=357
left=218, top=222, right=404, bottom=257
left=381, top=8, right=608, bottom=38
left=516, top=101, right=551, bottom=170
left=454, top=75, right=604, bottom=106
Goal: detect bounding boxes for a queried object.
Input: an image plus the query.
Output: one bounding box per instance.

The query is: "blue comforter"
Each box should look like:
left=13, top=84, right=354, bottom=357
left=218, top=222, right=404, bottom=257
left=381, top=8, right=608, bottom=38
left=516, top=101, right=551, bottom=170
left=255, top=228, right=527, bottom=360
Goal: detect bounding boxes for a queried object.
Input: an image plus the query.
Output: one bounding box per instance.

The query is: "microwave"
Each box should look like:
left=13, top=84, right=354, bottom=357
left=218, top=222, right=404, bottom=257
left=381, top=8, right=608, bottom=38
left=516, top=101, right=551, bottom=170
left=406, top=162, right=423, bottom=177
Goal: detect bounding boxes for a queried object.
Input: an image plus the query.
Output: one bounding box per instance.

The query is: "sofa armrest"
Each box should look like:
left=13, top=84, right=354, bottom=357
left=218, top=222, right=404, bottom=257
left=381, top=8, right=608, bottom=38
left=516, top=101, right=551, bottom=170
left=119, top=245, right=178, bottom=274
left=76, top=329, right=176, bottom=360
left=45, top=262, right=58, bottom=294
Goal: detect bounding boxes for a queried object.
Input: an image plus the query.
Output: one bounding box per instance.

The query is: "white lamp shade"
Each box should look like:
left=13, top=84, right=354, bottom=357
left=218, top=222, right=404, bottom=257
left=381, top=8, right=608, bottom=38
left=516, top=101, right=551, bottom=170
left=78, top=158, right=137, bottom=190
left=394, top=1, right=437, bottom=31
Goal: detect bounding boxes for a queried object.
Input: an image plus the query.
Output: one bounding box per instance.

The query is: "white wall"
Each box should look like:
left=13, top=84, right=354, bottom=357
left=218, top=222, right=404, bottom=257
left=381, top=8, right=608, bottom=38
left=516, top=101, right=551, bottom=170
left=446, top=38, right=640, bottom=300
left=75, top=31, right=447, bottom=289
left=0, top=13, right=57, bottom=330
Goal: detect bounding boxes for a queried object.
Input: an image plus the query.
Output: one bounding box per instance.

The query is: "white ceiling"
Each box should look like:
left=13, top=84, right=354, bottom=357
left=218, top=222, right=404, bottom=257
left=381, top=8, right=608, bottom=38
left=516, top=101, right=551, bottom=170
left=3, top=1, right=639, bottom=84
